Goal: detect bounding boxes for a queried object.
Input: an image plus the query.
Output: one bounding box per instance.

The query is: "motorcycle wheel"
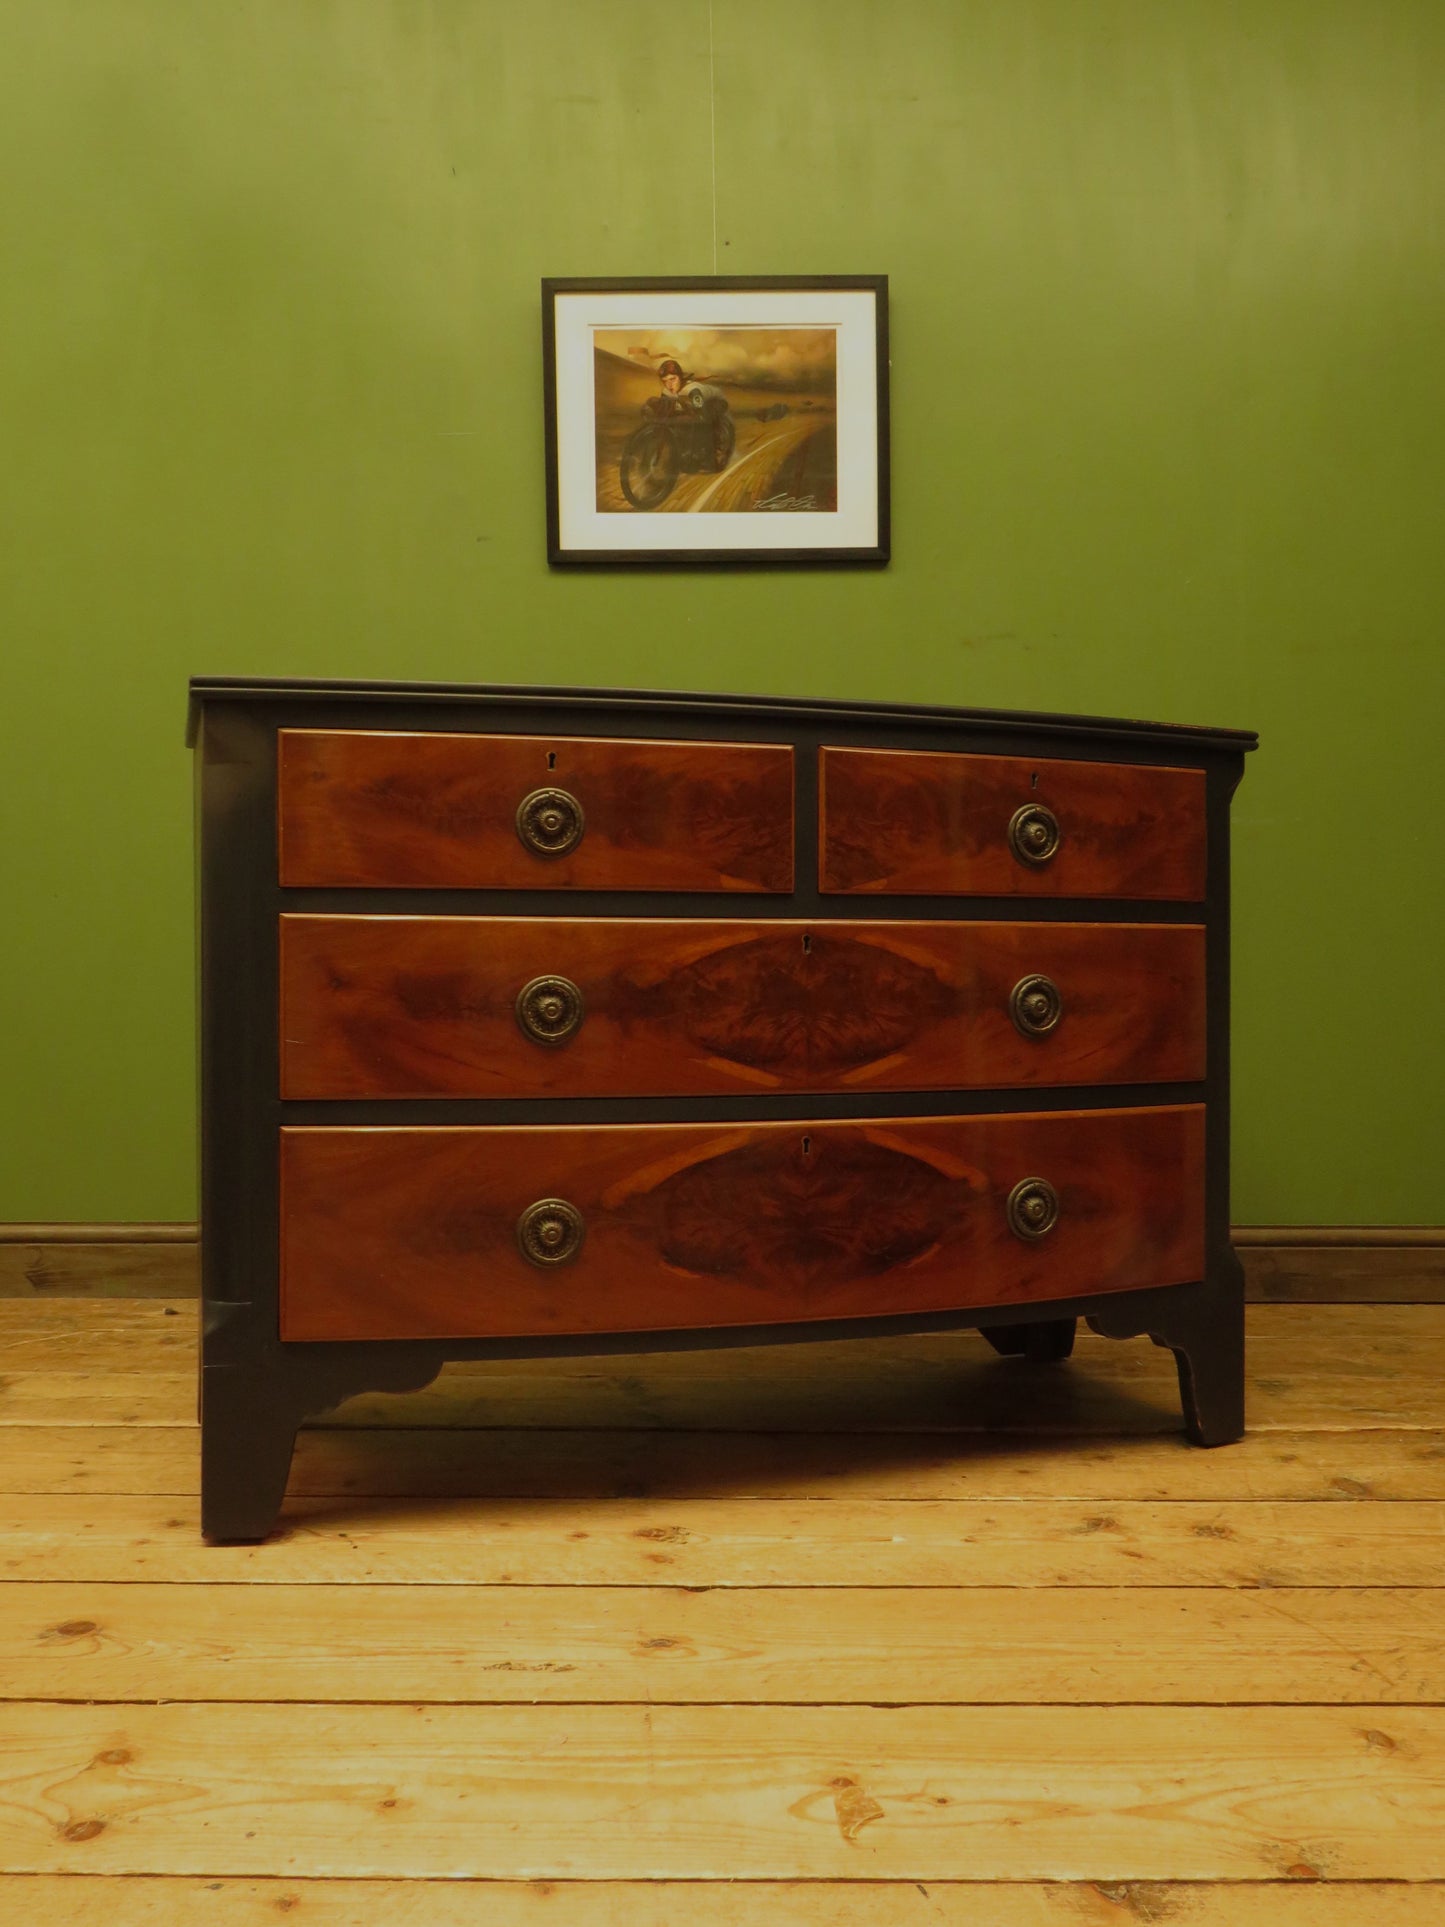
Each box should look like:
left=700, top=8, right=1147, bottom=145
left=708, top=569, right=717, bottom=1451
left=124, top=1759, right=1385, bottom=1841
left=620, top=424, right=679, bottom=510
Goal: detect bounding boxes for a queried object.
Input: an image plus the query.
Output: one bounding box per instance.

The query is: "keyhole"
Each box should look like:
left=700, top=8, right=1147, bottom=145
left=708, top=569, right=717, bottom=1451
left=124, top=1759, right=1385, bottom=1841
left=1031, top=771, right=1038, bottom=790
left=801, top=1135, right=812, bottom=1156
left=802, top=931, right=812, bottom=953
left=547, top=751, right=557, bottom=770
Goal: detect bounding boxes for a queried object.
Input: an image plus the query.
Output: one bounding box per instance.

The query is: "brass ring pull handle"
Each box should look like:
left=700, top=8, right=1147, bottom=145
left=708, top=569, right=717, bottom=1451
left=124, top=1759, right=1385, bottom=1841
left=516, top=1198, right=585, bottom=1267
left=515, top=975, right=585, bottom=1047
left=1009, top=974, right=1063, bottom=1038
left=1006, top=1177, right=1060, bottom=1241
left=1008, top=803, right=1060, bottom=867
left=516, top=787, right=585, bottom=858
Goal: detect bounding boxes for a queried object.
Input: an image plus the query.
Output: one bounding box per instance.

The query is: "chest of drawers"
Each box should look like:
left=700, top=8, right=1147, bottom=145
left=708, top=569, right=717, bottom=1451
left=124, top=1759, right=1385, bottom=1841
left=189, top=678, right=1256, bottom=1542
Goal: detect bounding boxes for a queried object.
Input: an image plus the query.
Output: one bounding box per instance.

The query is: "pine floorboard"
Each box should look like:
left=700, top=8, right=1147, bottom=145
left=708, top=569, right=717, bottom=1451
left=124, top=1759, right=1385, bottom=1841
left=0, top=1299, right=1441, bottom=1912
left=2, top=1876, right=1443, bottom=1924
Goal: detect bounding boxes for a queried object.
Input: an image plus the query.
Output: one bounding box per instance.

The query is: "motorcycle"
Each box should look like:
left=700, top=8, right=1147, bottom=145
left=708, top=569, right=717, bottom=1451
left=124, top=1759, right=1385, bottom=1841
left=619, top=384, right=736, bottom=510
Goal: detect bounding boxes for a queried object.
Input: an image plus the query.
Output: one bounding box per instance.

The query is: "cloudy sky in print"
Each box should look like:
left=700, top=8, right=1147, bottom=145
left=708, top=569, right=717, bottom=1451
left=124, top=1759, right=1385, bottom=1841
left=594, top=326, right=837, bottom=394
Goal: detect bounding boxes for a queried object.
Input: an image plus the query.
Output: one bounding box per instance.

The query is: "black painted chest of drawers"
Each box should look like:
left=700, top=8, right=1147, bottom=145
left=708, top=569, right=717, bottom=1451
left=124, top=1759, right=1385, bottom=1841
left=189, top=678, right=1256, bottom=1541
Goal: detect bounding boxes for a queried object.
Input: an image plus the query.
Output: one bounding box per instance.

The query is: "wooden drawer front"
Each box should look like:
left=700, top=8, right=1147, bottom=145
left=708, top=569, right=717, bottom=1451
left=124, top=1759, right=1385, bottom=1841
left=280, top=1106, right=1205, bottom=1341
left=820, top=747, right=1206, bottom=899
left=281, top=916, right=1206, bottom=1098
left=278, top=731, right=794, bottom=891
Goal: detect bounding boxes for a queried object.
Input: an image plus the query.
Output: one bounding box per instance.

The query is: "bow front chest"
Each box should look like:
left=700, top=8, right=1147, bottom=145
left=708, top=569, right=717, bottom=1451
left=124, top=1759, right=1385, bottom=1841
left=189, top=678, right=1256, bottom=1541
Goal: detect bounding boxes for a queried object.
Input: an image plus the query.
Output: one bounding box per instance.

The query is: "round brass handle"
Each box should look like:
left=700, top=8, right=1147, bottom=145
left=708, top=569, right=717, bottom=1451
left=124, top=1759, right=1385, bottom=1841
left=1006, top=1177, right=1060, bottom=1241
left=516, top=787, right=585, bottom=858
left=516, top=1198, right=585, bottom=1267
left=516, top=975, right=585, bottom=1047
left=1008, top=803, right=1060, bottom=867
left=1009, top=974, right=1063, bottom=1038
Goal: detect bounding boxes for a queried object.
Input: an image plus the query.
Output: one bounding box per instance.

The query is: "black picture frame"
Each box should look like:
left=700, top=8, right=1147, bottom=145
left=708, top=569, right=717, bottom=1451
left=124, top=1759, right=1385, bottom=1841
left=542, top=275, right=889, bottom=568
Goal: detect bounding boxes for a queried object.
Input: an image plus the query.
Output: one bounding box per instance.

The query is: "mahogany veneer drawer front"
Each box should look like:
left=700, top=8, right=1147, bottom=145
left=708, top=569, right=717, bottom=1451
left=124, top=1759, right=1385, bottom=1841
left=191, top=677, right=1255, bottom=1542
left=820, top=747, right=1206, bottom=898
left=279, top=915, right=1206, bottom=1099
left=279, top=729, right=794, bottom=891
left=280, top=1108, right=1206, bottom=1342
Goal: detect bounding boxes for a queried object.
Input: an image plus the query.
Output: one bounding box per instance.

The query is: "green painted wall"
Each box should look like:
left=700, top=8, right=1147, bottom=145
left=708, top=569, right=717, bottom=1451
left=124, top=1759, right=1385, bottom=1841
left=2, top=2, right=1441, bottom=1225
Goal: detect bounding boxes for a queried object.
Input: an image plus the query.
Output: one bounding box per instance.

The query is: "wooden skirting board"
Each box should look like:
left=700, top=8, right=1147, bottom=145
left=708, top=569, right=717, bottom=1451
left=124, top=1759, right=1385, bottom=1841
left=2, top=1222, right=1442, bottom=1301
left=0, top=1225, right=200, bottom=1299
left=1234, top=1226, right=1445, bottom=1303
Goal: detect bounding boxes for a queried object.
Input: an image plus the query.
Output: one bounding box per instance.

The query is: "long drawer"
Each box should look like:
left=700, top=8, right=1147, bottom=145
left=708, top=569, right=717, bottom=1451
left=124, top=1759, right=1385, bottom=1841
left=278, top=730, right=795, bottom=891
left=280, top=916, right=1206, bottom=1098
left=820, top=747, right=1206, bottom=898
left=279, top=1105, right=1206, bottom=1341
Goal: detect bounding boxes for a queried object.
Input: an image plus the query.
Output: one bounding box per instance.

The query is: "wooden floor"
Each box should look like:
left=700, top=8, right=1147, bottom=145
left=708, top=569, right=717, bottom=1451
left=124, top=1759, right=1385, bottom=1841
left=1, top=1300, right=1443, bottom=1921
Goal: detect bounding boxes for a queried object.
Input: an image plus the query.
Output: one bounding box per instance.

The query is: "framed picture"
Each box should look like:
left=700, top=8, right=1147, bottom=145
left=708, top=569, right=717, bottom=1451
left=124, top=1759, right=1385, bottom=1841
left=542, top=275, right=889, bottom=568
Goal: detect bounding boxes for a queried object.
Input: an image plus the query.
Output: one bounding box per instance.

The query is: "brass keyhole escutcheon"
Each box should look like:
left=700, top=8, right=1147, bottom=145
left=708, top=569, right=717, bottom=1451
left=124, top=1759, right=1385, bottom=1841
left=1009, top=974, right=1063, bottom=1038
left=516, top=1198, right=585, bottom=1267
left=516, top=975, right=585, bottom=1047
left=1008, top=803, right=1061, bottom=867
left=516, top=787, right=585, bottom=858
left=1006, top=1177, right=1060, bottom=1241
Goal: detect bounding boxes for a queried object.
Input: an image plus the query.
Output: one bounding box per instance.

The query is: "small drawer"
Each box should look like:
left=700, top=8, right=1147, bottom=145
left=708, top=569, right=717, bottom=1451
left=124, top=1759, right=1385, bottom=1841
left=820, top=747, right=1206, bottom=899
left=279, top=1105, right=1205, bottom=1341
left=278, top=730, right=794, bottom=891
left=280, top=915, right=1206, bottom=1098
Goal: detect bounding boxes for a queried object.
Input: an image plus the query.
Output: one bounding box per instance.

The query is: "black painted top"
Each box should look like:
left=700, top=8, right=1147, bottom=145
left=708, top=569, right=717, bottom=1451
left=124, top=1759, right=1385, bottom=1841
left=187, top=675, right=1258, bottom=754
